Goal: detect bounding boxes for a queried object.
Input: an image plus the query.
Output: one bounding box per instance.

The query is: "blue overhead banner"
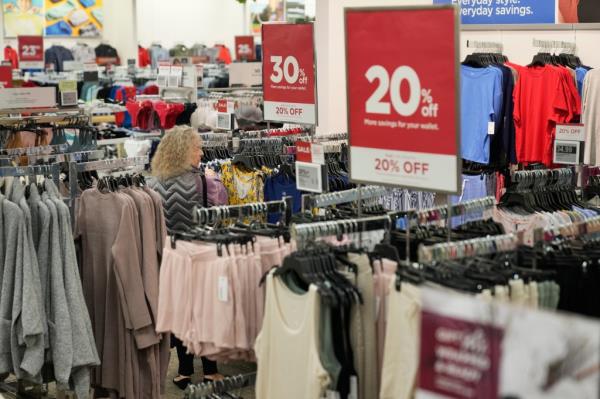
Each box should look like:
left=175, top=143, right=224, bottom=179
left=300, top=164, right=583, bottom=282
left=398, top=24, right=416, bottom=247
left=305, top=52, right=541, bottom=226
left=433, top=0, right=555, bottom=24
left=434, top=0, right=600, bottom=25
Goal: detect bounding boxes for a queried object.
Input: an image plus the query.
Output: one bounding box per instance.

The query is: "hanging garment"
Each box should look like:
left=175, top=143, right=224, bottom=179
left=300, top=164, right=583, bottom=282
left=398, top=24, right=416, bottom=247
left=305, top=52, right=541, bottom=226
left=4, top=46, right=18, bottom=69
left=156, top=237, right=295, bottom=362
left=379, top=281, right=421, bottom=399
left=255, top=273, right=330, bottom=399
left=583, top=70, right=600, bottom=166
left=138, top=46, right=150, bottom=68
left=346, top=254, right=378, bottom=399
left=514, top=65, right=580, bottom=166
left=0, top=179, right=98, bottom=398
left=76, top=187, right=167, bottom=399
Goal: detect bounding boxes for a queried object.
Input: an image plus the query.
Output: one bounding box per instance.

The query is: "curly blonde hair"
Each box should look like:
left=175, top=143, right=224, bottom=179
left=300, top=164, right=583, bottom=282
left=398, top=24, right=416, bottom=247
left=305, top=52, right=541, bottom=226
left=151, top=126, right=201, bottom=181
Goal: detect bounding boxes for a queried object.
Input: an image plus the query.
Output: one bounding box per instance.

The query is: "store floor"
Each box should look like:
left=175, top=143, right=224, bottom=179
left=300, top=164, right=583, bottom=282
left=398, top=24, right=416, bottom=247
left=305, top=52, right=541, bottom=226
left=0, top=349, right=257, bottom=398
left=163, top=349, right=257, bottom=398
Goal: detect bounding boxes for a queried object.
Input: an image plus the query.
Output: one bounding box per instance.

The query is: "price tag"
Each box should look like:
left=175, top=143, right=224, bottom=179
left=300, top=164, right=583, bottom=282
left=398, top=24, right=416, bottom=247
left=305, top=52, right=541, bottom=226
left=127, top=58, right=136, bottom=75
left=295, top=161, right=327, bottom=193
left=311, top=143, right=325, bottom=165
left=218, top=276, right=229, bottom=302
left=59, top=80, right=78, bottom=107
left=157, top=65, right=170, bottom=87
left=262, top=23, right=317, bottom=125
left=553, top=140, right=580, bottom=165
left=556, top=124, right=585, bottom=142
left=83, top=63, right=99, bottom=83
left=196, top=64, right=204, bottom=89
left=488, top=121, right=495, bottom=135
left=84, top=63, right=97, bottom=72
left=169, top=65, right=183, bottom=87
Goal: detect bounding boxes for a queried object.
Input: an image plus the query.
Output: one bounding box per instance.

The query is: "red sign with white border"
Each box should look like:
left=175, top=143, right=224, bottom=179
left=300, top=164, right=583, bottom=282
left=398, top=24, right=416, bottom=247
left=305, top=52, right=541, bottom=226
left=235, top=36, right=256, bottom=61
left=345, top=6, right=460, bottom=193
left=18, top=36, right=44, bottom=69
left=262, top=23, right=317, bottom=125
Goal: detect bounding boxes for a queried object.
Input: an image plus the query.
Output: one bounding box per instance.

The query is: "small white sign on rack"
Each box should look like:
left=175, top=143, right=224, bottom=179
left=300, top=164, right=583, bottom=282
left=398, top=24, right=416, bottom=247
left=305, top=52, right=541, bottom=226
left=58, top=80, right=78, bottom=107
left=169, top=65, right=183, bottom=87
left=63, top=61, right=84, bottom=72
left=229, top=62, right=262, bottom=87
left=157, top=65, right=170, bottom=87
left=554, top=140, right=581, bottom=165
left=216, top=100, right=235, bottom=131
left=556, top=124, right=585, bottom=142
left=295, top=161, right=325, bottom=193
left=0, top=87, right=56, bottom=109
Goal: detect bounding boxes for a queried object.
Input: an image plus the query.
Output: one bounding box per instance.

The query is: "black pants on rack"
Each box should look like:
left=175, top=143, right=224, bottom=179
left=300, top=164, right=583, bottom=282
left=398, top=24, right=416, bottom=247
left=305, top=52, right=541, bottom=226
left=172, top=335, right=219, bottom=376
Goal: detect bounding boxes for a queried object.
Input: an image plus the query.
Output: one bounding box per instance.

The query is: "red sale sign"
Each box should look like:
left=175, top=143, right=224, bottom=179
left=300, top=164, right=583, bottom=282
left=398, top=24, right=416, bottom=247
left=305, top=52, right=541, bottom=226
left=217, top=99, right=234, bottom=114
left=345, top=6, right=460, bottom=193
left=0, top=66, right=12, bottom=88
left=296, top=141, right=313, bottom=163
left=419, top=310, right=502, bottom=399
left=18, top=36, right=44, bottom=69
left=262, top=23, right=317, bottom=125
left=235, top=36, right=255, bottom=61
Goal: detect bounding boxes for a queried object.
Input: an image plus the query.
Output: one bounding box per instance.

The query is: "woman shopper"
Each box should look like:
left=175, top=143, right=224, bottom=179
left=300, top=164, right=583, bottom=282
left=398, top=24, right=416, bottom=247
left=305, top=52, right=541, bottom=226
left=149, top=126, right=228, bottom=389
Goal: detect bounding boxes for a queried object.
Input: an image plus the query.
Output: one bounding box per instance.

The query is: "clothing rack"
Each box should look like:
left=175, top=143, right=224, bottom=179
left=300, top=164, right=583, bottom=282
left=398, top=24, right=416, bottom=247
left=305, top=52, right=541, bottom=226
left=389, top=196, right=497, bottom=264
left=204, top=87, right=263, bottom=93
left=72, top=155, right=149, bottom=173
left=412, top=196, right=496, bottom=225
left=184, top=372, right=257, bottom=399
left=29, top=149, right=105, bottom=164
left=315, top=132, right=348, bottom=141
left=301, top=185, right=388, bottom=211
left=199, top=132, right=229, bottom=147
left=0, top=163, right=61, bottom=185
left=466, top=40, right=504, bottom=52
left=192, top=197, right=293, bottom=226
left=0, top=143, right=70, bottom=157
left=237, top=126, right=310, bottom=138
left=535, top=215, right=600, bottom=243
left=417, top=233, right=522, bottom=263
left=292, top=215, right=394, bottom=249
left=533, top=39, right=576, bottom=53
left=510, top=167, right=575, bottom=189
left=0, top=110, right=88, bottom=127
left=67, top=156, right=150, bottom=223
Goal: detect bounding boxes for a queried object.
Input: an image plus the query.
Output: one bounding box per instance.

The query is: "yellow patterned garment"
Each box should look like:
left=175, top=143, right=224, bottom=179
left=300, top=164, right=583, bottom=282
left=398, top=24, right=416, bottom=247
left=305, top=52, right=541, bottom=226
left=221, top=161, right=271, bottom=205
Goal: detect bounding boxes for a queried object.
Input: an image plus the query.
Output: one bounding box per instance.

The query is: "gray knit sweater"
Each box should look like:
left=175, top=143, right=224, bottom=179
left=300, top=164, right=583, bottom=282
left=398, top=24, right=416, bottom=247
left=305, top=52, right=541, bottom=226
left=148, top=172, right=204, bottom=232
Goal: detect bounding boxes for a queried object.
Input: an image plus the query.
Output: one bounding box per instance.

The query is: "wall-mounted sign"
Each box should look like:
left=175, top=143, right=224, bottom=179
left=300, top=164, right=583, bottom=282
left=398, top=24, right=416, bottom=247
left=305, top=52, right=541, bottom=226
left=235, top=35, right=256, bottom=61
left=433, top=0, right=600, bottom=25
left=18, top=35, right=44, bottom=69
